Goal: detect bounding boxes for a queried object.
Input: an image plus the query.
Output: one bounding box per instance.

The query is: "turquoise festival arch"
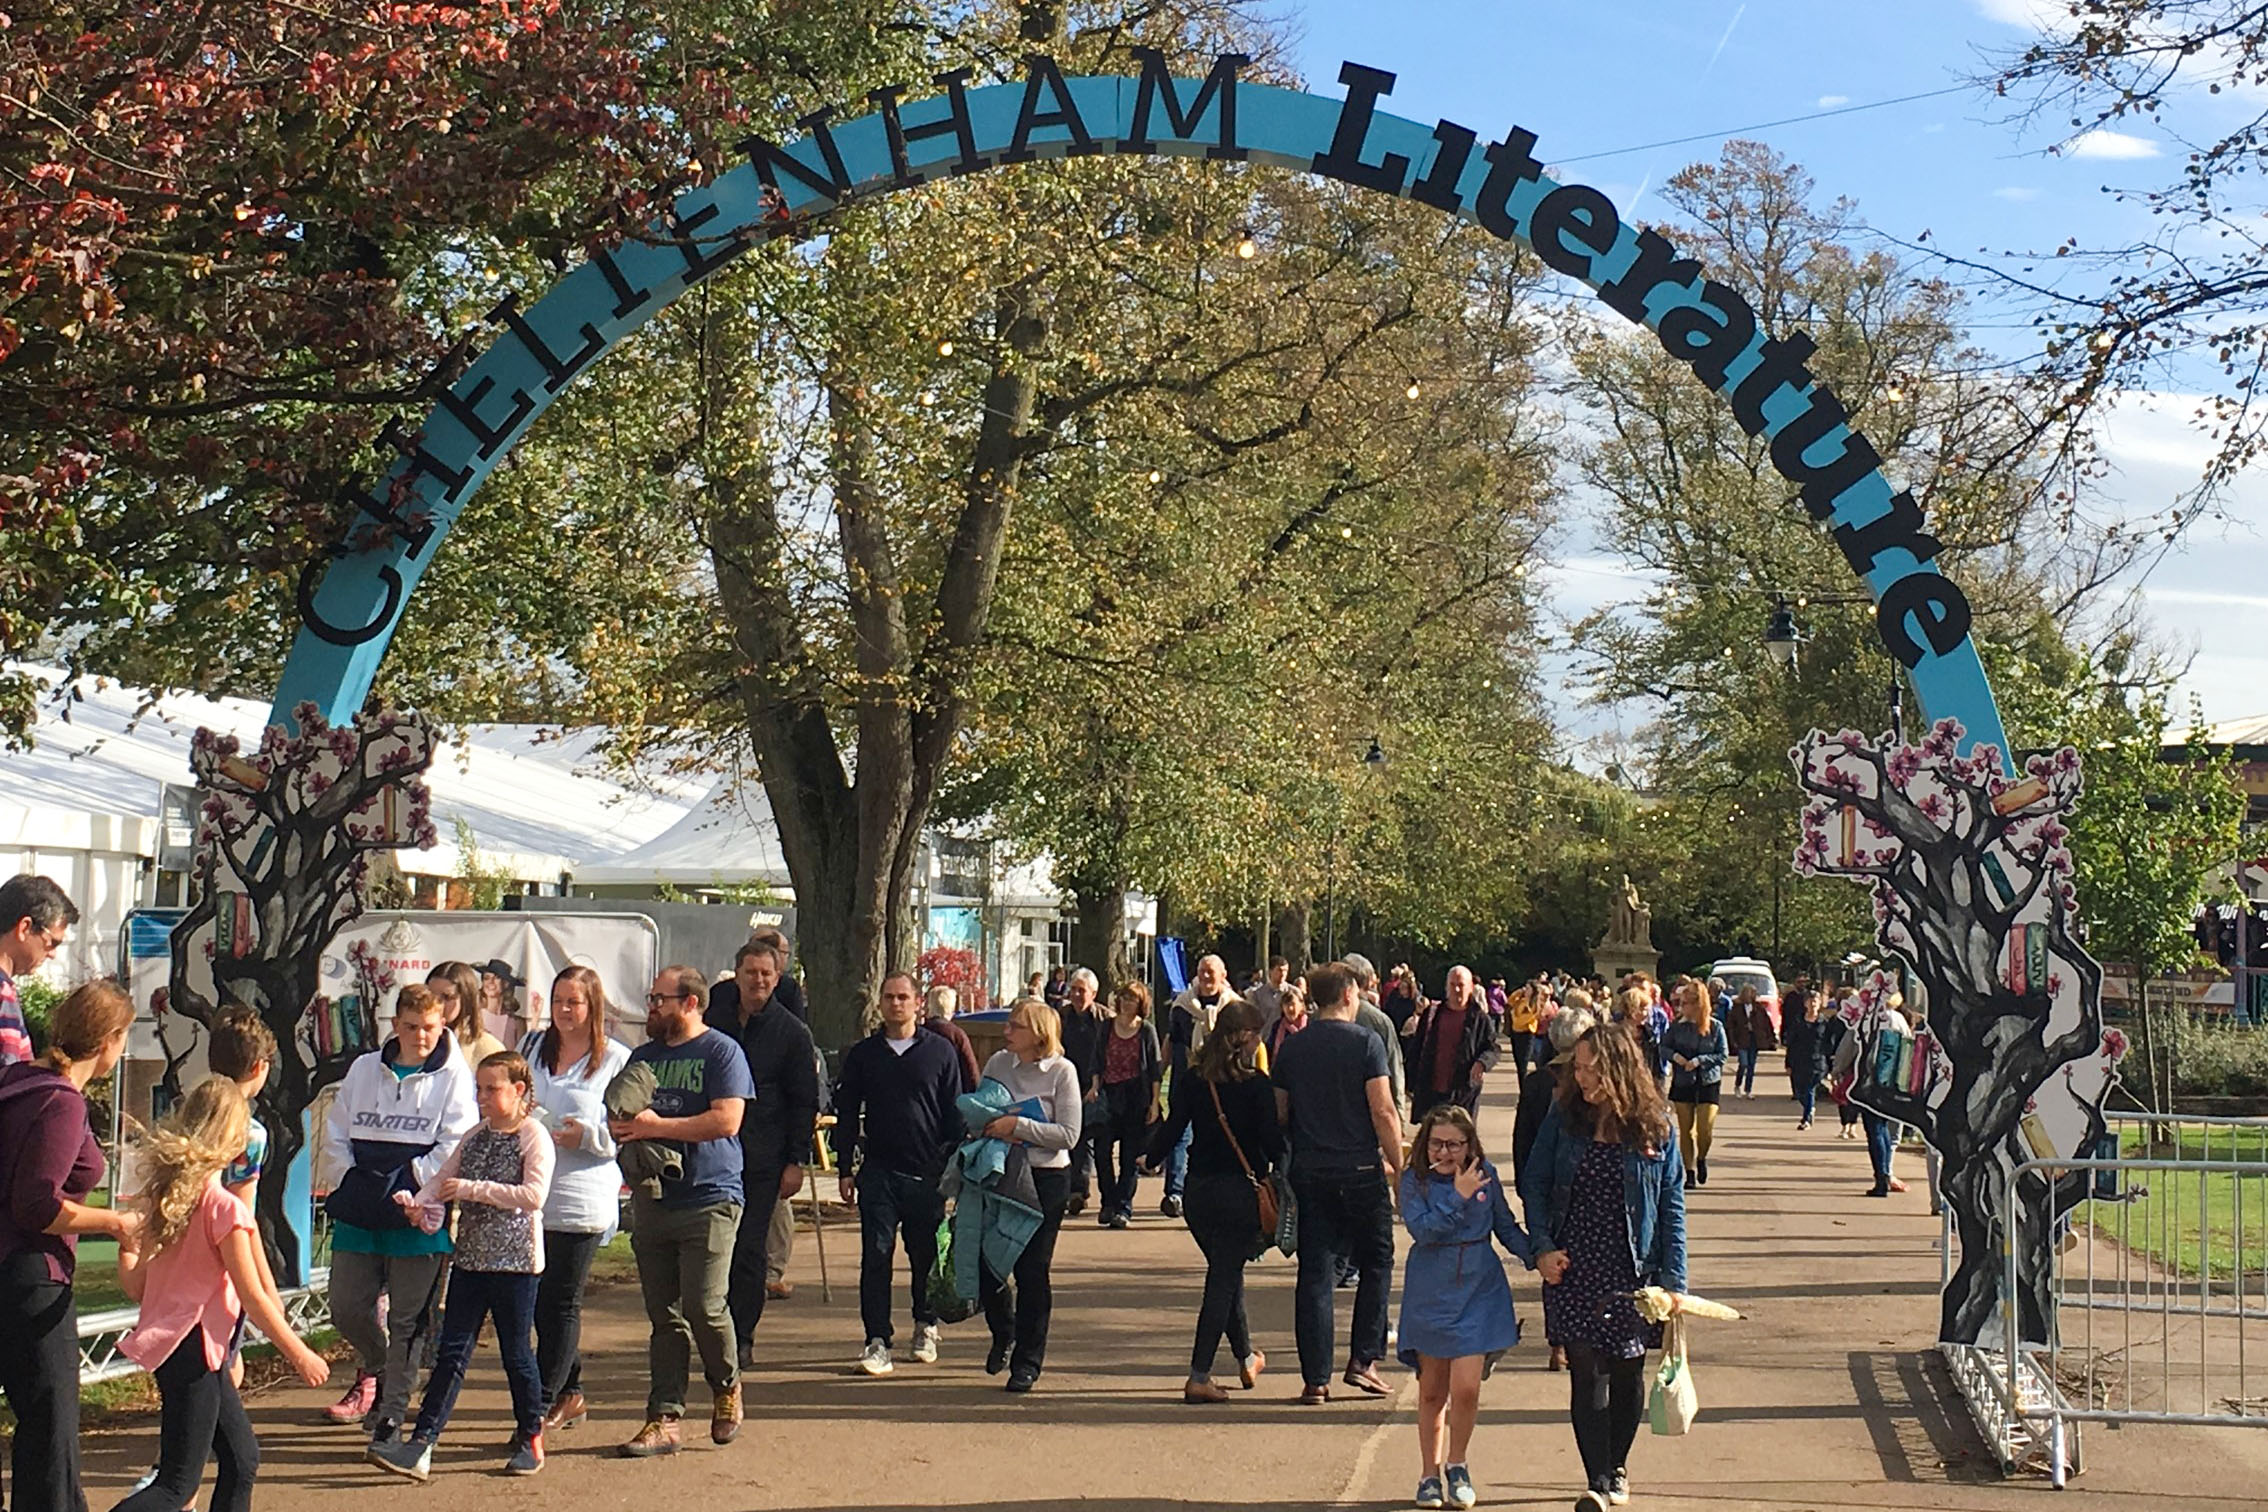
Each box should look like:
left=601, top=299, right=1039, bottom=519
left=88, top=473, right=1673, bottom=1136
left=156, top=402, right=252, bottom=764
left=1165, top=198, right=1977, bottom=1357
left=277, top=53, right=2008, bottom=755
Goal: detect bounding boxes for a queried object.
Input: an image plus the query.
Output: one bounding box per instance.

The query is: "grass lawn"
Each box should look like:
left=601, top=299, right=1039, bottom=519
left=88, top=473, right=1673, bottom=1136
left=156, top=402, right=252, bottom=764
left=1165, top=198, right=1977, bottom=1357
left=2075, top=1128, right=2268, bottom=1282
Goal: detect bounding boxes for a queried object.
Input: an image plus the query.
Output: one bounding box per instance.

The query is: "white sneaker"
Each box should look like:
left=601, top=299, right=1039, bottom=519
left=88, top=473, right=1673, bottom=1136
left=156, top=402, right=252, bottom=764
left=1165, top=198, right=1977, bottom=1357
left=857, top=1339, right=895, bottom=1376
left=910, top=1323, right=940, bottom=1364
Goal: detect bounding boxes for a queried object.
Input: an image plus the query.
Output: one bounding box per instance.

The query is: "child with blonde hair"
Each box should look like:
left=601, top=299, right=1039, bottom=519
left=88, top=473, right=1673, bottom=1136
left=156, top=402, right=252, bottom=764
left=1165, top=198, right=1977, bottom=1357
left=114, top=1076, right=329, bottom=1512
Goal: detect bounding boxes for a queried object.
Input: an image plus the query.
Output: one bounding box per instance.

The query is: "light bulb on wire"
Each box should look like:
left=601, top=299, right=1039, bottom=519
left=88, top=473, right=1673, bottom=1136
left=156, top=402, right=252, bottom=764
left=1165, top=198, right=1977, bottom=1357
left=938, top=340, right=954, bottom=357
left=1234, top=232, right=1258, bottom=260
left=1405, top=381, right=1421, bottom=400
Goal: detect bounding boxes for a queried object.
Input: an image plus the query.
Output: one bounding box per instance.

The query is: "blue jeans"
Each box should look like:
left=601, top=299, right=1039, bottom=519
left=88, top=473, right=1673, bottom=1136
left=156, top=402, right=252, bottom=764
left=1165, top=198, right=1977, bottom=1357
left=413, top=1268, right=542, bottom=1442
left=1164, top=1121, right=1193, bottom=1200
left=1290, top=1165, right=1395, bottom=1387
left=856, top=1167, right=942, bottom=1345
left=1795, top=1080, right=1818, bottom=1121
left=1863, top=1110, right=1896, bottom=1189
left=1736, top=1047, right=1761, bottom=1094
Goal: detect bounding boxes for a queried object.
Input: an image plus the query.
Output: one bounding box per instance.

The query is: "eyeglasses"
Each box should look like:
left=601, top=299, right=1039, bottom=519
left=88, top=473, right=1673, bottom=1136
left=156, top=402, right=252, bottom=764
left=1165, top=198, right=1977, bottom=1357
left=32, top=923, right=64, bottom=952
left=1427, top=1137, right=1471, bottom=1152
left=645, top=990, right=694, bottom=1006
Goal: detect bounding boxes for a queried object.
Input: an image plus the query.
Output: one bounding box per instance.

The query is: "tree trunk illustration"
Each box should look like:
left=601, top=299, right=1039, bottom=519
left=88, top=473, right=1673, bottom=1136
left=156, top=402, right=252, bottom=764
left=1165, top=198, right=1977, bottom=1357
left=167, top=706, right=436, bottom=1284
left=1795, top=722, right=2118, bottom=1346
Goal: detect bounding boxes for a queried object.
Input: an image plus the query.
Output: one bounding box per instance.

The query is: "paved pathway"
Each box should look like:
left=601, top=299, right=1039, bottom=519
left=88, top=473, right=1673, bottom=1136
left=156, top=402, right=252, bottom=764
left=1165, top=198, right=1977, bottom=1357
left=79, top=1067, right=2268, bottom=1509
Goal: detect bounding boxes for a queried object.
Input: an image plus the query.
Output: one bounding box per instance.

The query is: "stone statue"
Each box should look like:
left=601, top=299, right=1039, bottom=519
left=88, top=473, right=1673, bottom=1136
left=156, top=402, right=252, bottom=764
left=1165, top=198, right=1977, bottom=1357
left=1605, top=874, right=1654, bottom=949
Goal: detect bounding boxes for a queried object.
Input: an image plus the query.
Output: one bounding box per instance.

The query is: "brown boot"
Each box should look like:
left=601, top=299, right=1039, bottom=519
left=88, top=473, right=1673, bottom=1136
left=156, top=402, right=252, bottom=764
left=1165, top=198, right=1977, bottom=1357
left=711, top=1383, right=743, bottom=1445
left=542, top=1390, right=586, bottom=1431
left=619, top=1415, right=680, bottom=1458
left=1182, top=1378, right=1231, bottom=1404
left=1341, top=1361, right=1391, bottom=1397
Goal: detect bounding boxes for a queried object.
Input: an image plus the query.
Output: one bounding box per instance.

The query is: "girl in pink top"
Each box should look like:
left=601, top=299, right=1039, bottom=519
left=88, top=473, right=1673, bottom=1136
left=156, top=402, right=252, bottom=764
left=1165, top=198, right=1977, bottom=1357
left=114, top=1077, right=328, bottom=1512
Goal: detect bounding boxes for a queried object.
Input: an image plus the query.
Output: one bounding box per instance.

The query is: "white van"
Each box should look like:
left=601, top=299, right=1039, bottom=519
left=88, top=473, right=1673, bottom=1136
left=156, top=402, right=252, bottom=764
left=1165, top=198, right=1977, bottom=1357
left=1705, top=957, right=1781, bottom=1030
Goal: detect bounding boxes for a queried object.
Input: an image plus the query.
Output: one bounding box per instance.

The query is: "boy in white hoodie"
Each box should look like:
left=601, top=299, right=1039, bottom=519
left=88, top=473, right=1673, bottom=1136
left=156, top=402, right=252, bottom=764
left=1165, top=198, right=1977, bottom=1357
left=320, top=984, right=478, bottom=1447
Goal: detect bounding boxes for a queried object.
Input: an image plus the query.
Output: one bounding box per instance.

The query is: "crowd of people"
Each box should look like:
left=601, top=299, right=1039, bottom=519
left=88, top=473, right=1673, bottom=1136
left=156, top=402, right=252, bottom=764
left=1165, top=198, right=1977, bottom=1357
left=0, top=867, right=1931, bottom=1512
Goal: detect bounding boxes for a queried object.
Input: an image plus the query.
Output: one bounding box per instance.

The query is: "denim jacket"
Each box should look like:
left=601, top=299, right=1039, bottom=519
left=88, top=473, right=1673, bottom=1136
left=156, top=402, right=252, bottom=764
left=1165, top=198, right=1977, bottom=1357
left=1662, top=1019, right=1729, bottom=1099
left=1516, top=1103, right=1687, bottom=1293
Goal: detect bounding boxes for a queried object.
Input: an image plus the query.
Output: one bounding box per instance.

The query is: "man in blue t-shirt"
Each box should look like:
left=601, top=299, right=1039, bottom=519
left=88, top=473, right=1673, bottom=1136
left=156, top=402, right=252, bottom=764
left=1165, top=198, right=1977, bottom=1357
left=612, top=965, right=752, bottom=1459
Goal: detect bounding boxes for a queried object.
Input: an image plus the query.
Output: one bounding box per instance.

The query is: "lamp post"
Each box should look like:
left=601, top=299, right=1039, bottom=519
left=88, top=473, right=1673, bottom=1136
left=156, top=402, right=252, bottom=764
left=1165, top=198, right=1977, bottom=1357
left=1762, top=594, right=1905, bottom=744
left=1323, top=736, right=1388, bottom=962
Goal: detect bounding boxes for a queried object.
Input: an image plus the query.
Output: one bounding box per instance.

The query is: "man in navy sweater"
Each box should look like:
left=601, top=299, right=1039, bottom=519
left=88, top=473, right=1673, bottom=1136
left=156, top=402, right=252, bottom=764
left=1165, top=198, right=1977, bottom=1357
left=832, top=971, right=965, bottom=1377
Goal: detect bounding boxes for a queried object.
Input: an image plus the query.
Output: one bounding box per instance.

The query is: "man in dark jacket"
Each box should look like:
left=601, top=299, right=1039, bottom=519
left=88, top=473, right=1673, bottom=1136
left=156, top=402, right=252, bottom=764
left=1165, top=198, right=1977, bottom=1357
left=707, top=926, right=808, bottom=1023
left=1055, top=967, right=1108, bottom=1216
left=718, top=938, right=818, bottom=1367
left=1404, top=965, right=1501, bottom=1119
left=832, top=972, right=966, bottom=1377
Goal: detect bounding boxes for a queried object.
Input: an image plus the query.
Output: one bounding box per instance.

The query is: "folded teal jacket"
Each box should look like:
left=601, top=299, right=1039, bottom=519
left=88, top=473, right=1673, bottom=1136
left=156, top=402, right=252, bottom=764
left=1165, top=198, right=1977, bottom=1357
left=941, top=1078, right=1044, bottom=1301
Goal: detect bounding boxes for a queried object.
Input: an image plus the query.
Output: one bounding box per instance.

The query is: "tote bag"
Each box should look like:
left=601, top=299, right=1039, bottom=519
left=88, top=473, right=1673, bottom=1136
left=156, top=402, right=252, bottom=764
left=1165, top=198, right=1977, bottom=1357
left=1648, top=1316, right=1698, bottom=1435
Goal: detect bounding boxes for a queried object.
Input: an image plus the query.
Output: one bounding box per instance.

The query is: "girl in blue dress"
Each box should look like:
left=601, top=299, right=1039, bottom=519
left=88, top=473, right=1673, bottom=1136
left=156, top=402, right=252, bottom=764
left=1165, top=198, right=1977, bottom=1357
left=1397, top=1104, right=1535, bottom=1510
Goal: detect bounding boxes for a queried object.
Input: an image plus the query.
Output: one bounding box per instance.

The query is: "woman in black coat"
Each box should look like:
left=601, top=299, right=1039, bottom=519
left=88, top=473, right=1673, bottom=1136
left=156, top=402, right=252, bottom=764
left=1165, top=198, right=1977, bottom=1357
left=1781, top=989, right=1830, bottom=1130
left=1152, top=999, right=1280, bottom=1403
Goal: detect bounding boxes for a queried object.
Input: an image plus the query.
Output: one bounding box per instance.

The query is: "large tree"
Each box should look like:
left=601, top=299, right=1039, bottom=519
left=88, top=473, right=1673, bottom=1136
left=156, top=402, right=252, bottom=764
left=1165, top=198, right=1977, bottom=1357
left=1982, top=1, right=2268, bottom=505
left=390, top=5, right=1581, bottom=1043
left=950, top=185, right=1564, bottom=976
left=1563, top=142, right=2118, bottom=968
left=0, top=0, right=924, bottom=739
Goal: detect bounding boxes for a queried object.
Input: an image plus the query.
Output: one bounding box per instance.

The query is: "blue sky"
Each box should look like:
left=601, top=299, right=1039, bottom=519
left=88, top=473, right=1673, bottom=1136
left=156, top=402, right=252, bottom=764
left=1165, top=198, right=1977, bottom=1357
left=1282, top=0, right=2268, bottom=741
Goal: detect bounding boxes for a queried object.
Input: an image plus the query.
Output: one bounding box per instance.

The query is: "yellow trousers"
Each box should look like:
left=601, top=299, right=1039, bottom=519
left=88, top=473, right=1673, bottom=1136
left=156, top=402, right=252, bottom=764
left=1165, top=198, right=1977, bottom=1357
left=1674, top=1099, right=1718, bottom=1169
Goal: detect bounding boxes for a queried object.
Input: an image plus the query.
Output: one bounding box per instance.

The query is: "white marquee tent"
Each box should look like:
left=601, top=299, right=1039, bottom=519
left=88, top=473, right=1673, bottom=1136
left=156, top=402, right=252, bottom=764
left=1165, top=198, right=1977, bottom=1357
left=0, top=666, right=700, bottom=982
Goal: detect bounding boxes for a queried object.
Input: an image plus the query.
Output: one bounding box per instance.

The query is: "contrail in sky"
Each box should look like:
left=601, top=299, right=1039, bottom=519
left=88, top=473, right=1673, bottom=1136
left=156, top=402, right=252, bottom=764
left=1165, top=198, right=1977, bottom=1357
left=1633, top=1, right=1747, bottom=212
left=1707, top=3, right=1748, bottom=70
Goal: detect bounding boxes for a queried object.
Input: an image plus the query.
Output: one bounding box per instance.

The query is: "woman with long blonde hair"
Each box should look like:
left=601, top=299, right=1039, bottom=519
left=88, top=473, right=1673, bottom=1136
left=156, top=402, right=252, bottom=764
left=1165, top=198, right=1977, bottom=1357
left=1518, top=1025, right=1688, bottom=1511
left=114, top=1076, right=328, bottom=1512
left=1661, top=976, right=1728, bottom=1187
left=974, top=997, right=1083, bottom=1393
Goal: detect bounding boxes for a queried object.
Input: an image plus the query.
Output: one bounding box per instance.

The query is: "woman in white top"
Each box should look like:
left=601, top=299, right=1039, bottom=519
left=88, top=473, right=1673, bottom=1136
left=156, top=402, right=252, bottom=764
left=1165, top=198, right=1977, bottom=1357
left=977, top=997, right=1083, bottom=1394
left=518, top=965, right=630, bottom=1432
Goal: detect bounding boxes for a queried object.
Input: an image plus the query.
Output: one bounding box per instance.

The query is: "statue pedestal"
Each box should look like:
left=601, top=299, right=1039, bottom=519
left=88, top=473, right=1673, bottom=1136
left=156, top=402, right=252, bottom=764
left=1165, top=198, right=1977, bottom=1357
left=1592, top=944, right=1661, bottom=983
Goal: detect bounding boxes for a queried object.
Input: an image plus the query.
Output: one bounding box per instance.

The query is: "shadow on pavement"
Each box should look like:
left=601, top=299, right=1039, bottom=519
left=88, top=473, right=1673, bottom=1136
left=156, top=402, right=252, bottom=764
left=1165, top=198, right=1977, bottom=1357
left=1846, top=1349, right=1998, bottom=1484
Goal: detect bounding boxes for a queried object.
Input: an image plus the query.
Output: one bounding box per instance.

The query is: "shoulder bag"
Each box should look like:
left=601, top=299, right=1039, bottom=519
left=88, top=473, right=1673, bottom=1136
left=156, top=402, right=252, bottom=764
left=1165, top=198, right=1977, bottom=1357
left=1208, top=1077, right=1291, bottom=1251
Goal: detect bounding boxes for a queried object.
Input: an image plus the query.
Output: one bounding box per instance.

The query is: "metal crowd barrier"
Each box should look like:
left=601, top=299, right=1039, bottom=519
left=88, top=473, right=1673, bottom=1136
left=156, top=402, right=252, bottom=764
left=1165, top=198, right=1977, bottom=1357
left=79, top=1271, right=333, bottom=1385
left=1977, top=1112, right=2268, bottom=1487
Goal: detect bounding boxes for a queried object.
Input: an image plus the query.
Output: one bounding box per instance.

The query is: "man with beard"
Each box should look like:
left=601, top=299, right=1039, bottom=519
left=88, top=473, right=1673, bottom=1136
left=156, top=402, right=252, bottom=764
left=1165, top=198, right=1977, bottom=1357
left=613, top=966, right=753, bottom=1458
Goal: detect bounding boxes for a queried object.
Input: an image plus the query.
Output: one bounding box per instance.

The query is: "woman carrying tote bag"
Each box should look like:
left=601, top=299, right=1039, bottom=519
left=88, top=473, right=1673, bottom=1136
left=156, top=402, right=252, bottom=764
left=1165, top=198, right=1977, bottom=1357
left=1518, top=1023, right=1689, bottom=1512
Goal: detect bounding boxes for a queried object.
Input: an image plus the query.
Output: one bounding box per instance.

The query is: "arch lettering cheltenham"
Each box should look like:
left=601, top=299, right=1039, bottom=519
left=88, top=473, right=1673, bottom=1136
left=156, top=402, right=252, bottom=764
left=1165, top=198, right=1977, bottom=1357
left=279, top=56, right=2109, bottom=1349
left=281, top=53, right=2001, bottom=751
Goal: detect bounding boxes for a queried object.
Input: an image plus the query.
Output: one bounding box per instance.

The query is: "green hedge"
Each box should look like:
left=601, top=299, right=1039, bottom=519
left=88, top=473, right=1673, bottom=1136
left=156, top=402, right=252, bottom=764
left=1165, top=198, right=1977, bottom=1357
left=18, top=976, right=58, bottom=1052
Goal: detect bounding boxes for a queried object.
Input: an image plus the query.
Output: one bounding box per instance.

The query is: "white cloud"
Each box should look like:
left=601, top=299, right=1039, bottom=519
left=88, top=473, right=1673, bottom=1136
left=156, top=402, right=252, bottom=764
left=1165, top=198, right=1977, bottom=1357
left=1994, top=186, right=2042, bottom=201
left=2065, top=129, right=2161, bottom=160
left=1817, top=94, right=1850, bottom=108
left=1973, top=0, right=2074, bottom=30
